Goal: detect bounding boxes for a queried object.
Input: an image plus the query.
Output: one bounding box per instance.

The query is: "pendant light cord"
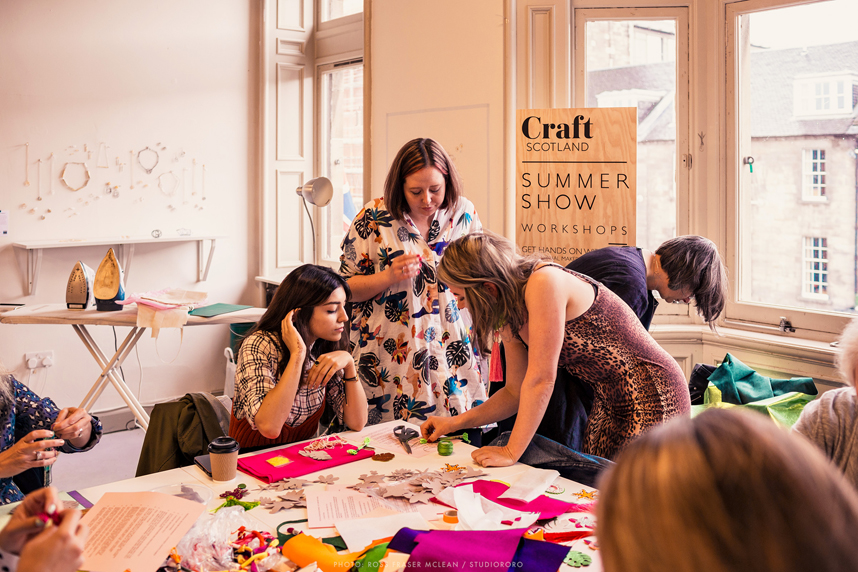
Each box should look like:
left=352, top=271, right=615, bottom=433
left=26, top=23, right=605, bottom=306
left=302, top=197, right=317, bottom=264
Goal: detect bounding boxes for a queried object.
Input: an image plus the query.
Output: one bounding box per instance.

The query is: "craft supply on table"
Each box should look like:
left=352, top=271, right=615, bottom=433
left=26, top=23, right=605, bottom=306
left=238, top=437, right=375, bottom=482
left=393, top=425, right=419, bottom=454
left=435, top=479, right=591, bottom=520
left=346, top=423, right=436, bottom=457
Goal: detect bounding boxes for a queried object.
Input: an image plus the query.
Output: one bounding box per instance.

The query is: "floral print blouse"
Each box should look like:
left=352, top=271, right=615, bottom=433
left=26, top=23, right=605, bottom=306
left=340, top=197, right=487, bottom=424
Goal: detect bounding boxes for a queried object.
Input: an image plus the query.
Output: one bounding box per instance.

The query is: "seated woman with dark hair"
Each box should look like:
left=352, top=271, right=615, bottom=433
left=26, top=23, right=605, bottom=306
left=230, top=264, right=368, bottom=449
left=598, top=408, right=858, bottom=572
left=0, top=361, right=102, bottom=505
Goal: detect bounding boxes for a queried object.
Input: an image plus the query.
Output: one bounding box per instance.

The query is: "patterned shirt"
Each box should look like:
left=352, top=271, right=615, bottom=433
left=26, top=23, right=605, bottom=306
left=232, top=331, right=345, bottom=429
left=340, top=197, right=487, bottom=424
left=0, top=376, right=103, bottom=505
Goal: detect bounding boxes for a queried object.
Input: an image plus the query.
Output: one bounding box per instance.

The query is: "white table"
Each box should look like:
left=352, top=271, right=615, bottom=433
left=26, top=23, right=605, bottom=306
left=70, top=421, right=601, bottom=570
left=0, top=304, right=264, bottom=431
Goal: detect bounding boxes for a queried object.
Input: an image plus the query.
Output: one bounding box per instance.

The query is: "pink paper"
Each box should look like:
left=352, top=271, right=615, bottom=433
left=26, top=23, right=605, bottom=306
left=435, top=480, right=576, bottom=520
left=238, top=441, right=374, bottom=482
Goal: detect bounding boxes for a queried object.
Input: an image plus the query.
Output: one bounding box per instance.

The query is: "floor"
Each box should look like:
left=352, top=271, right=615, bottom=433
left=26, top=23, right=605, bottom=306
left=51, top=427, right=145, bottom=493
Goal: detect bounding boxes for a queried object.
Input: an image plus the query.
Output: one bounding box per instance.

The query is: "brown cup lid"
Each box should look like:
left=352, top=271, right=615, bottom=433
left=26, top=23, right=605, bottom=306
left=208, top=436, right=239, bottom=454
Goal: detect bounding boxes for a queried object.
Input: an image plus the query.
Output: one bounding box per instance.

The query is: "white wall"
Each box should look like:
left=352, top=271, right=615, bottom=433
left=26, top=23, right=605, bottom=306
left=0, top=0, right=260, bottom=413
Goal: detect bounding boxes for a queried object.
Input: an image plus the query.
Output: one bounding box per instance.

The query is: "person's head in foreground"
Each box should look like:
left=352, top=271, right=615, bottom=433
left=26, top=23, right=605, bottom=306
left=655, top=235, right=727, bottom=329
left=597, top=408, right=858, bottom=572
left=835, top=317, right=858, bottom=389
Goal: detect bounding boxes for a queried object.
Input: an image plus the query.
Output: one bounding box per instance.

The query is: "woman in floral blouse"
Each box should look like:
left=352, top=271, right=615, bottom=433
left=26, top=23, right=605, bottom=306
left=340, top=138, right=487, bottom=424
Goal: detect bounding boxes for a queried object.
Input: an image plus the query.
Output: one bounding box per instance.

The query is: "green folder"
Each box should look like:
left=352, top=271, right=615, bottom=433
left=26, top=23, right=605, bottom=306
left=189, top=303, right=253, bottom=318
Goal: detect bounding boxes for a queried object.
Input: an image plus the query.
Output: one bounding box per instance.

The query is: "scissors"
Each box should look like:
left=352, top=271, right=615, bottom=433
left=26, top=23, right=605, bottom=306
left=393, top=425, right=419, bottom=455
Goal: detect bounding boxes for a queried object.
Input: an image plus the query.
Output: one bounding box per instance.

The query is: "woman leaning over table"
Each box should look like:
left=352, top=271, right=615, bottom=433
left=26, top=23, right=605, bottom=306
left=340, top=138, right=486, bottom=424
left=0, top=360, right=102, bottom=505
left=422, top=231, right=690, bottom=467
left=230, top=265, right=367, bottom=450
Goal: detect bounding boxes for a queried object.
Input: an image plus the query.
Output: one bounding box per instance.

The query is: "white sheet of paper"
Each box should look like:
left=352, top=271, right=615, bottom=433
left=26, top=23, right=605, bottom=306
left=80, top=492, right=205, bottom=572
left=336, top=512, right=431, bottom=552
left=453, top=484, right=539, bottom=531
left=436, top=484, right=538, bottom=526
left=306, top=487, right=442, bottom=528
left=497, top=467, right=559, bottom=502
left=345, top=422, right=435, bottom=458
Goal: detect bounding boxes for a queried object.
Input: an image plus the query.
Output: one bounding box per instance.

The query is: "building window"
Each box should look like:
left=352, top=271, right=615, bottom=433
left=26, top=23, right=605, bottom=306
left=802, top=149, right=827, bottom=200
left=320, top=0, right=362, bottom=24
left=802, top=237, right=829, bottom=299
left=794, top=75, right=855, bottom=117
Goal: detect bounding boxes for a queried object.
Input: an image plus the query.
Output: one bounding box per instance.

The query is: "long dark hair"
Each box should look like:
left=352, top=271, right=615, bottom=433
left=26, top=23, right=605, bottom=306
left=243, top=265, right=351, bottom=376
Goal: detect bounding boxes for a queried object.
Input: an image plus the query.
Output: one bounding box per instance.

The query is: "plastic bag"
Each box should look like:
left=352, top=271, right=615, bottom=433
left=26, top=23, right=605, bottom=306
left=174, top=506, right=283, bottom=572
left=224, top=347, right=237, bottom=399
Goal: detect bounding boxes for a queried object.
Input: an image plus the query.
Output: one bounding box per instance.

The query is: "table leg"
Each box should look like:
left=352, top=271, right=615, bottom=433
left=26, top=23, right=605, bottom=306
left=72, top=324, right=150, bottom=431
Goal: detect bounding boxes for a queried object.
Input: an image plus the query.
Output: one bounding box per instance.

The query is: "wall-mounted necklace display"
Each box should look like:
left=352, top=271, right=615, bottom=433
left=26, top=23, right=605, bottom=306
left=24, top=143, right=30, bottom=187
left=158, top=171, right=178, bottom=196
left=97, top=143, right=109, bottom=168
left=201, top=165, right=207, bottom=201
left=61, top=162, right=91, bottom=192
left=137, top=146, right=159, bottom=175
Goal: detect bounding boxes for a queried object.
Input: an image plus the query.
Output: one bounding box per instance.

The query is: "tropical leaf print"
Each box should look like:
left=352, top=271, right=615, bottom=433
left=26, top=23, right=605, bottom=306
left=352, top=300, right=374, bottom=321
left=355, top=207, right=394, bottom=239
left=456, top=211, right=473, bottom=228
left=383, top=338, right=397, bottom=356
left=367, top=394, right=391, bottom=425
left=379, top=248, right=404, bottom=271
left=381, top=291, right=409, bottom=325
left=413, top=260, right=437, bottom=297
left=444, top=375, right=463, bottom=397
left=412, top=348, right=428, bottom=370
left=357, top=253, right=375, bottom=275
left=445, top=341, right=470, bottom=369
left=423, top=326, right=438, bottom=343
left=396, top=396, right=437, bottom=422
left=427, top=219, right=441, bottom=242
left=341, top=234, right=357, bottom=261
left=357, top=353, right=382, bottom=387
left=389, top=334, right=410, bottom=365
left=356, top=321, right=382, bottom=348
left=444, top=301, right=460, bottom=323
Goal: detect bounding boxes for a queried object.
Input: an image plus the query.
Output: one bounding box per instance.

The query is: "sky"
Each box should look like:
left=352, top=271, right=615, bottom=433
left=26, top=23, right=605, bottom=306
left=750, top=0, right=858, bottom=49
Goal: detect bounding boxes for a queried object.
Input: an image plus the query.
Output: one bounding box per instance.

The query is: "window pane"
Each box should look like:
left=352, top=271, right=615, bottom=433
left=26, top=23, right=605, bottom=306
left=320, top=0, right=362, bottom=23
left=586, top=20, right=677, bottom=248
left=738, top=0, right=858, bottom=312
left=320, top=64, right=363, bottom=262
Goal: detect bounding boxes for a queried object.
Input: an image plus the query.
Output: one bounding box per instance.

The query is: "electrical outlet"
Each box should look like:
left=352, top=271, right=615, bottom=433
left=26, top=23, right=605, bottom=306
left=24, top=351, right=55, bottom=369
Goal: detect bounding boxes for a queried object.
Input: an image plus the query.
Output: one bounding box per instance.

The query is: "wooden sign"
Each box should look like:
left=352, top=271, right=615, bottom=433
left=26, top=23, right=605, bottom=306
left=516, top=108, right=636, bottom=263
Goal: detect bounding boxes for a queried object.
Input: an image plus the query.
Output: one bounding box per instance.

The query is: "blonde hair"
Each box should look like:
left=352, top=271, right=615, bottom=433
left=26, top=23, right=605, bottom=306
left=597, top=408, right=858, bottom=572
left=437, top=231, right=548, bottom=355
left=835, top=318, right=858, bottom=388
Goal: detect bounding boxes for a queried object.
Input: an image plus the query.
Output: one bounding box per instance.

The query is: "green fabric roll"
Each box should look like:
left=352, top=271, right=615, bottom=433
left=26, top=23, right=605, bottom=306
left=707, top=353, right=817, bottom=405
left=691, top=383, right=816, bottom=428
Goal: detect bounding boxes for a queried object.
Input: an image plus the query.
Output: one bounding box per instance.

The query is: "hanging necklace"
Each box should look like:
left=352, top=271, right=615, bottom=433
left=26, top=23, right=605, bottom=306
left=49, top=153, right=55, bottom=195
left=36, top=159, right=42, bottom=200
left=24, top=142, right=30, bottom=187
left=158, top=171, right=179, bottom=196
left=137, top=146, right=159, bottom=175
left=61, top=162, right=91, bottom=192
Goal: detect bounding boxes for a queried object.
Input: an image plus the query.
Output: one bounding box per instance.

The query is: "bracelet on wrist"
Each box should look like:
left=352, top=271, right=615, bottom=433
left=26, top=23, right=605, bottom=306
left=342, top=376, right=358, bottom=382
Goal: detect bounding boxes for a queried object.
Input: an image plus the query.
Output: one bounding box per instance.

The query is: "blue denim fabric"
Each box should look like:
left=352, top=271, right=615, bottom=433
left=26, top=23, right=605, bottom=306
left=490, top=431, right=613, bottom=488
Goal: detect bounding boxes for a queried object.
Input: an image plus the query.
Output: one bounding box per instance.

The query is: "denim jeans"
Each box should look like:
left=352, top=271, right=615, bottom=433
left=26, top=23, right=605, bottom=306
left=490, top=431, right=613, bottom=488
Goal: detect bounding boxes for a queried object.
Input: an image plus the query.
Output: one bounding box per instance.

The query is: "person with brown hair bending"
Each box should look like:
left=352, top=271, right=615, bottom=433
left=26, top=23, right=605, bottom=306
left=230, top=265, right=367, bottom=449
left=422, top=231, right=690, bottom=467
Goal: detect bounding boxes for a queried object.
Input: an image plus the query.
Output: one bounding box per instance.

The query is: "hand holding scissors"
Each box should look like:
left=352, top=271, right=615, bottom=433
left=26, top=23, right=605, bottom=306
left=393, top=425, right=419, bottom=455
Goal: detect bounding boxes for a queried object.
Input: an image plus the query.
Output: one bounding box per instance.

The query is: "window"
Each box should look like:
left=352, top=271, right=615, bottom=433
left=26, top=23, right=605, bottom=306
left=794, top=75, right=855, bottom=117
left=728, top=0, right=858, bottom=332
left=802, top=149, right=827, bottom=200
left=320, top=0, right=362, bottom=24
left=319, top=61, right=364, bottom=264
left=574, top=9, right=689, bottom=251
left=802, top=237, right=829, bottom=299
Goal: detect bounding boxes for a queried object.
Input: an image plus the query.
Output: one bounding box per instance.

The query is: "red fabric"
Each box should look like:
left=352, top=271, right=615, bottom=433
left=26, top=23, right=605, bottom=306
left=237, top=439, right=375, bottom=482
left=229, top=402, right=325, bottom=450
left=488, top=341, right=503, bottom=383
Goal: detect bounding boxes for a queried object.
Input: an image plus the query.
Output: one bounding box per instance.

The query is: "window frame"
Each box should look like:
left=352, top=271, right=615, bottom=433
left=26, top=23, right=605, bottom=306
left=801, top=148, right=827, bottom=201
left=724, top=0, right=852, bottom=336
left=572, top=6, right=692, bottom=322
left=802, top=236, right=830, bottom=300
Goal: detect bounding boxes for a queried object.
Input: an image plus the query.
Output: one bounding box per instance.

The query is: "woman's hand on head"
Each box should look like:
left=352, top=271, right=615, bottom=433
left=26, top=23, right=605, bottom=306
left=17, top=509, right=87, bottom=572
left=0, top=430, right=64, bottom=479
left=281, top=309, right=307, bottom=357
left=0, top=487, right=62, bottom=555
left=472, top=445, right=517, bottom=468
left=306, top=351, right=355, bottom=390
left=388, top=253, right=422, bottom=283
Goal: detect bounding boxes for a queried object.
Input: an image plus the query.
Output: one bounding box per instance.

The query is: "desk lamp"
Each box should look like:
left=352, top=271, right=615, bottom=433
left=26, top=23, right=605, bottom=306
left=296, top=177, right=333, bottom=263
